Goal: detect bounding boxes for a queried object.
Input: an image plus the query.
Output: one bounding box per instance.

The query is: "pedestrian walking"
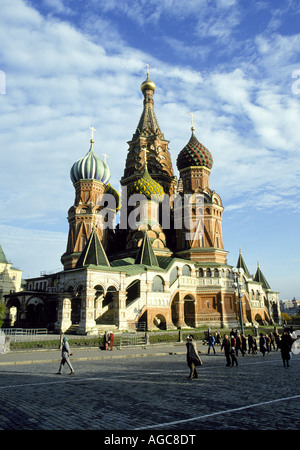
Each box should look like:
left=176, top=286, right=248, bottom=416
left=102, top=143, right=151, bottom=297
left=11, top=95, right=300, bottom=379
left=241, top=334, right=247, bottom=356
left=221, top=334, right=231, bottom=366
left=186, top=335, right=202, bottom=379
left=215, top=331, right=221, bottom=345
left=109, top=331, right=114, bottom=350
left=274, top=329, right=280, bottom=351
left=103, top=331, right=109, bottom=350
left=279, top=330, right=294, bottom=367
left=235, top=334, right=241, bottom=356
left=56, top=336, right=74, bottom=375
left=207, top=333, right=216, bottom=354
left=253, top=336, right=258, bottom=354
left=265, top=334, right=271, bottom=353
left=230, top=334, right=236, bottom=349
left=248, top=334, right=254, bottom=354
left=269, top=331, right=276, bottom=351
left=231, top=345, right=238, bottom=366
left=259, top=333, right=267, bottom=357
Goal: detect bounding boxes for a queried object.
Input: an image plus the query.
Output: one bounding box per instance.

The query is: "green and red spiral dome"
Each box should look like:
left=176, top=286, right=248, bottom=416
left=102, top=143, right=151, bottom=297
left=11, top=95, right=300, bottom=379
left=176, top=129, right=213, bottom=171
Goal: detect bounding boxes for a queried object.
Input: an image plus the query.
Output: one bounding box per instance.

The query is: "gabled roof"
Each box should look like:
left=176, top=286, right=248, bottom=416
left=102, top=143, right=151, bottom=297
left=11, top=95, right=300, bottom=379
left=0, top=244, right=8, bottom=264
left=254, top=264, right=271, bottom=290
left=75, top=228, right=110, bottom=268
left=135, top=232, right=159, bottom=268
left=236, top=249, right=251, bottom=278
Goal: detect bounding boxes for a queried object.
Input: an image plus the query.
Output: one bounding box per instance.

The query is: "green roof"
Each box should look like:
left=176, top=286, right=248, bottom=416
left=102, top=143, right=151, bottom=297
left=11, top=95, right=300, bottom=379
left=254, top=265, right=271, bottom=290
left=135, top=233, right=160, bottom=268
left=75, top=228, right=110, bottom=268
left=236, top=250, right=251, bottom=278
left=0, top=244, right=8, bottom=264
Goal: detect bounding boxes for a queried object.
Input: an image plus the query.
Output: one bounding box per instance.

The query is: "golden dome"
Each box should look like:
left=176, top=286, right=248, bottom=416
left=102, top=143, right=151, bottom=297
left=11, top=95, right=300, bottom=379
left=141, top=75, right=156, bottom=92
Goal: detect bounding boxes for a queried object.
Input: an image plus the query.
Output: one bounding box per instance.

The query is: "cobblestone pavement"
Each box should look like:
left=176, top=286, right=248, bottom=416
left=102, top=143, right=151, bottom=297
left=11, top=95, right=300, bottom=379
left=0, top=345, right=299, bottom=432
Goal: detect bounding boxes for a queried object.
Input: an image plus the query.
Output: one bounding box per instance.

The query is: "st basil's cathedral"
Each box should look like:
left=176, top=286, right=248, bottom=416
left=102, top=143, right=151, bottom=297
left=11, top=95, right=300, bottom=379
left=4, top=72, right=281, bottom=334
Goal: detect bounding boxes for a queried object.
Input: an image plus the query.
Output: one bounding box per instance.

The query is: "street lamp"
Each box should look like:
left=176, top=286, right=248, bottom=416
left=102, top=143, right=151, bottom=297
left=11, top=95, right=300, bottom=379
left=232, top=267, right=244, bottom=335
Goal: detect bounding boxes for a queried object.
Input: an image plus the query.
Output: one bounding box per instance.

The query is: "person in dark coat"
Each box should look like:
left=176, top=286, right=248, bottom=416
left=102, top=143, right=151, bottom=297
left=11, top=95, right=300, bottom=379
left=259, top=333, right=267, bottom=356
left=279, top=331, right=294, bottom=367
left=186, top=335, right=202, bottom=379
left=241, top=334, right=247, bottom=356
left=221, top=334, right=231, bottom=366
left=248, top=334, right=254, bottom=354
left=231, top=345, right=238, bottom=366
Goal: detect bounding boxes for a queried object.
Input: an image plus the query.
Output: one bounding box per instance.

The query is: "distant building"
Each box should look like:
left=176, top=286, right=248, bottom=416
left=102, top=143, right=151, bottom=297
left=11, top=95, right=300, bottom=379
left=0, top=244, right=22, bottom=325
left=4, top=74, right=281, bottom=333
left=280, top=298, right=300, bottom=315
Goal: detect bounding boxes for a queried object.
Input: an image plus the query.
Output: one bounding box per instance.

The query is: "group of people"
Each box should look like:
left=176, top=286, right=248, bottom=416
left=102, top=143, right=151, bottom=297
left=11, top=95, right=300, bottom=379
left=186, top=327, right=296, bottom=376
left=103, top=331, right=114, bottom=351
left=56, top=327, right=296, bottom=377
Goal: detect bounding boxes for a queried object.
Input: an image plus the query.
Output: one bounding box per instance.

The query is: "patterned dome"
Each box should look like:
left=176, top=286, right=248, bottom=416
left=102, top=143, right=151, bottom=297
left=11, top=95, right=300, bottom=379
left=129, top=167, right=164, bottom=203
left=176, top=128, right=213, bottom=171
left=70, top=141, right=111, bottom=185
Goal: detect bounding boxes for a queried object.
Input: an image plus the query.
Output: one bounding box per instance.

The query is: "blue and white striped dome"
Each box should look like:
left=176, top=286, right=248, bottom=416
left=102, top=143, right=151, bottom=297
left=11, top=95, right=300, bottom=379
left=70, top=142, right=111, bottom=185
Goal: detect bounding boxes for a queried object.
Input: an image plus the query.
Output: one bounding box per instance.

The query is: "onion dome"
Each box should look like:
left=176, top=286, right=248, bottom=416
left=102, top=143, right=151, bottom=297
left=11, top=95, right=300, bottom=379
left=70, top=140, right=111, bottom=185
left=129, top=167, right=164, bottom=203
left=141, top=73, right=156, bottom=93
left=105, top=183, right=121, bottom=212
left=176, top=128, right=213, bottom=171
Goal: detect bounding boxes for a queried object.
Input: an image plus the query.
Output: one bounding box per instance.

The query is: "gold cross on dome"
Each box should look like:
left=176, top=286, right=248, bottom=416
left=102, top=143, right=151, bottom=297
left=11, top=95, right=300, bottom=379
left=89, top=126, right=96, bottom=140
left=146, top=64, right=150, bottom=77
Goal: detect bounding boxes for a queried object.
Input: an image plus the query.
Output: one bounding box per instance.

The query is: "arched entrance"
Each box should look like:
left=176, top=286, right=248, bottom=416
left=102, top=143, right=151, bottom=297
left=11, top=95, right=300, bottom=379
left=153, top=314, right=167, bottom=330
left=184, top=294, right=195, bottom=327
left=171, top=292, right=196, bottom=328
left=71, top=297, right=81, bottom=324
left=26, top=298, right=45, bottom=327
left=5, top=297, right=22, bottom=327
left=255, top=313, right=263, bottom=325
left=171, top=292, right=180, bottom=327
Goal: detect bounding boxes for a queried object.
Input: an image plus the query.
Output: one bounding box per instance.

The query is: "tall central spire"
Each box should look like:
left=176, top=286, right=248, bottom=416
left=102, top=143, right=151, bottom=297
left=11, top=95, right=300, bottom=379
left=121, top=69, right=175, bottom=197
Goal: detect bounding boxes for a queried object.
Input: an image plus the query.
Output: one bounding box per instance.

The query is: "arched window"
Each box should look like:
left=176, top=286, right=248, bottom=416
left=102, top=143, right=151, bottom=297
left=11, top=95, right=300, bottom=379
left=206, top=268, right=212, bottom=277
left=103, top=286, right=116, bottom=307
left=182, top=265, right=191, bottom=276
left=199, top=268, right=204, bottom=277
left=169, top=267, right=178, bottom=285
left=94, top=285, right=104, bottom=298
left=152, top=276, right=164, bottom=292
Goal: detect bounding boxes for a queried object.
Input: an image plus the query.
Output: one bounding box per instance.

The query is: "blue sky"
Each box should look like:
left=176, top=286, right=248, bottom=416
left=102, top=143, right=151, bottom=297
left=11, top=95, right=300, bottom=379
left=0, top=0, right=299, bottom=299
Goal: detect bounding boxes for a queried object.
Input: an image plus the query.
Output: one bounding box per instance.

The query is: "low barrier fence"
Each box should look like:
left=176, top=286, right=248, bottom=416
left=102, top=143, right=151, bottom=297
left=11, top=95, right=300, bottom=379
left=1, top=328, right=48, bottom=336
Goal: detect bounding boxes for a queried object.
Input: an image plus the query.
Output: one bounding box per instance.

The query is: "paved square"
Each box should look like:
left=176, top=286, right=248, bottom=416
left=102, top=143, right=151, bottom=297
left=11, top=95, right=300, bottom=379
left=0, top=349, right=299, bottom=431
